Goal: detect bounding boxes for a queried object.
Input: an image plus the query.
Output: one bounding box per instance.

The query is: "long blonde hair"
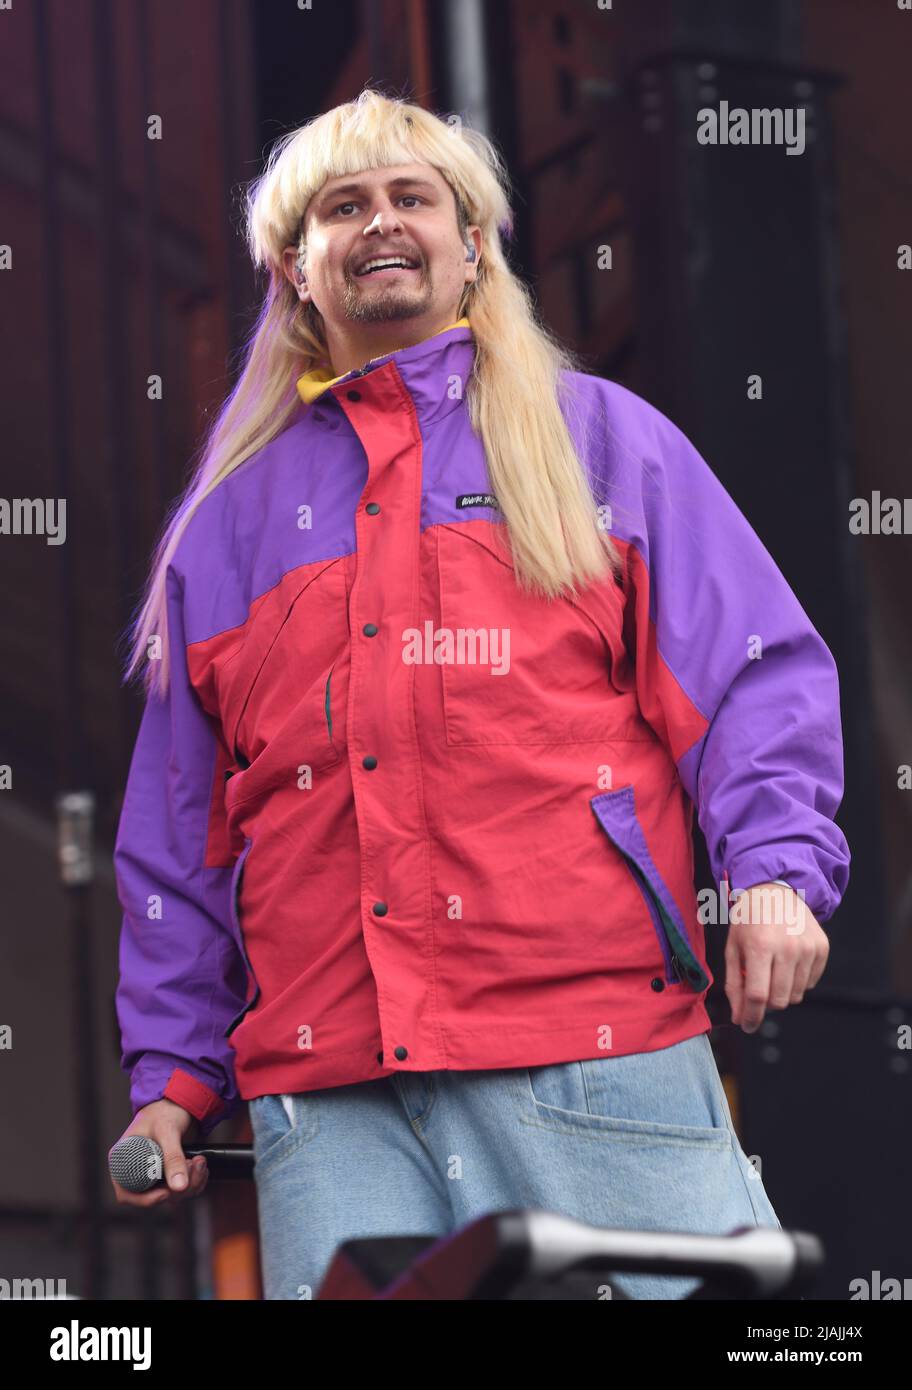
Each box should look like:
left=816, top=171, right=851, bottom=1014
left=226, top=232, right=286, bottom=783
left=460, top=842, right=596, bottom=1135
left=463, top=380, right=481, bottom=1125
left=123, top=85, right=621, bottom=699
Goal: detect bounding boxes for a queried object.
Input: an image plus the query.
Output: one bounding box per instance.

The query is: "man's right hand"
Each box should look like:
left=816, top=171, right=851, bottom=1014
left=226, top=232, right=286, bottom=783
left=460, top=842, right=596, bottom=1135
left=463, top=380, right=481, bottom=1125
left=110, top=1098, right=210, bottom=1208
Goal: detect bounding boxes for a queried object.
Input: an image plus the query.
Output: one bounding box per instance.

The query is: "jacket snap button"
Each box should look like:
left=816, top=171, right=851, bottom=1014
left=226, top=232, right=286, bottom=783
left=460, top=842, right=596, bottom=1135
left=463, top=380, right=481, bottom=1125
left=346, top=389, right=361, bottom=401
left=362, top=755, right=378, bottom=769
left=363, top=623, right=378, bottom=636
left=394, top=1046, right=408, bottom=1061
left=650, top=977, right=665, bottom=992
left=365, top=502, right=380, bottom=515
left=372, top=901, right=388, bottom=916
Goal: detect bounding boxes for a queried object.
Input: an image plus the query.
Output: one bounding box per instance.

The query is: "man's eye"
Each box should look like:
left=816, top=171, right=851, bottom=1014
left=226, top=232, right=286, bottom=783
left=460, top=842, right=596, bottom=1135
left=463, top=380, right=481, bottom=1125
left=333, top=196, right=423, bottom=215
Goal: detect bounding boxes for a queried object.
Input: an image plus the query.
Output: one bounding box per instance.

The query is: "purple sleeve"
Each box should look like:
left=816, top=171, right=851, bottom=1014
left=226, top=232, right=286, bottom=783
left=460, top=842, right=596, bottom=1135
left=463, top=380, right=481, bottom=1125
left=113, top=563, right=247, bottom=1137
left=586, top=375, right=852, bottom=924
left=637, top=405, right=852, bottom=922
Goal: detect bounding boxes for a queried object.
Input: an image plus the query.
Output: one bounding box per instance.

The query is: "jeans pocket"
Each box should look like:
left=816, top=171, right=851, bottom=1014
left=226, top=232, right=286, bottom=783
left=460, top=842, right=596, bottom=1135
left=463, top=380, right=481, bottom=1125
left=524, top=1052, right=731, bottom=1146
left=249, top=1092, right=319, bottom=1180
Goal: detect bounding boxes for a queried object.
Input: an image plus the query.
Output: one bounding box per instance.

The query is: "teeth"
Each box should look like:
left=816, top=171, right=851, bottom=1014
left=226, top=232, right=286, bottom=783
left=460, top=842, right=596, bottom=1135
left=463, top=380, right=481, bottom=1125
left=357, top=257, right=417, bottom=275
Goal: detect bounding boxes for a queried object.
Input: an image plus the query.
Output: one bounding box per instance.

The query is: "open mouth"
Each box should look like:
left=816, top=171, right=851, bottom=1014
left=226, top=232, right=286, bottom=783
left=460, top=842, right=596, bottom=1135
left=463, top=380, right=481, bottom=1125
left=354, top=256, right=421, bottom=278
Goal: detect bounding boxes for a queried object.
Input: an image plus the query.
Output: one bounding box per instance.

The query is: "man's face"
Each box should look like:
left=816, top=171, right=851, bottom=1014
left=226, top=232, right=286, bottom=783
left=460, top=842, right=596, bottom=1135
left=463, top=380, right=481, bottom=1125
left=284, top=162, right=481, bottom=352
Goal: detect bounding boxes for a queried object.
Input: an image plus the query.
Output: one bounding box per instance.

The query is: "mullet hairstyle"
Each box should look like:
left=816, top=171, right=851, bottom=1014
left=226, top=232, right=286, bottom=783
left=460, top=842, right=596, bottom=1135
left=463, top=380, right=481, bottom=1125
left=122, top=84, right=621, bottom=699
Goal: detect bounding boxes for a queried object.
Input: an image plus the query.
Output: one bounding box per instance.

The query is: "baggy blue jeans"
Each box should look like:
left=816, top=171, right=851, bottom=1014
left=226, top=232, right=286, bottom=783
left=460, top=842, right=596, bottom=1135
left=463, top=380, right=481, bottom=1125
left=248, top=1031, right=782, bottom=1300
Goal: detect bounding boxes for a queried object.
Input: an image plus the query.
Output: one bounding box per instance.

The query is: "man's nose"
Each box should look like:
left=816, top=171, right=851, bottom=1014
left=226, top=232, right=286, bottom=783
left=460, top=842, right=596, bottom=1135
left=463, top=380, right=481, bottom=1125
left=365, top=205, right=403, bottom=235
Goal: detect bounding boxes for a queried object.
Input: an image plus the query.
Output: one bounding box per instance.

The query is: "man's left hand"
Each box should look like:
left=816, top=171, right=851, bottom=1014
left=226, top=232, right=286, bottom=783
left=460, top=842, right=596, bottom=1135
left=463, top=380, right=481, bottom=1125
left=724, top=881, right=829, bottom=1034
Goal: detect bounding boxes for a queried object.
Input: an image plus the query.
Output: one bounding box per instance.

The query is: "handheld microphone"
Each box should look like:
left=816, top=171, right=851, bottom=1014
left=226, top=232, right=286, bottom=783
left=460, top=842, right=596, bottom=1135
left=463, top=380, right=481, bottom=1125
left=108, top=1135, right=254, bottom=1192
left=108, top=1135, right=164, bottom=1192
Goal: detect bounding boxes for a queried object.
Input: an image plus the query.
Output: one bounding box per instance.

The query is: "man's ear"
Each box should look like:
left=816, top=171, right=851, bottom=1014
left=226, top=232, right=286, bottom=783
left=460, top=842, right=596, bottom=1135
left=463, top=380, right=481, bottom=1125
left=464, top=226, right=482, bottom=273
left=282, top=244, right=306, bottom=291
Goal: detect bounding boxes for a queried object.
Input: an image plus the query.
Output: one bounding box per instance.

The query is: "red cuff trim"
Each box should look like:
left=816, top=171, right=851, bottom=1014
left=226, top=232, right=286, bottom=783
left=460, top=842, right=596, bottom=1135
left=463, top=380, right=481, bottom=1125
left=163, top=1068, right=225, bottom=1125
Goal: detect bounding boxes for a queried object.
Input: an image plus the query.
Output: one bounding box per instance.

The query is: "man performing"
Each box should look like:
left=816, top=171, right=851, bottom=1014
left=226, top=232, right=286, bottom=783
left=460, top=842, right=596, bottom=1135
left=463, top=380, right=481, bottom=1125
left=111, top=87, right=850, bottom=1300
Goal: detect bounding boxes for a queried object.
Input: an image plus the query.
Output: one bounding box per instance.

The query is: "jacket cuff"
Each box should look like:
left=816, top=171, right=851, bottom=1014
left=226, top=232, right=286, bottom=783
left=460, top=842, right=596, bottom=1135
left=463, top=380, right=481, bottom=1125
left=725, top=856, right=835, bottom=921
left=732, top=877, right=799, bottom=890
left=163, top=1068, right=227, bottom=1127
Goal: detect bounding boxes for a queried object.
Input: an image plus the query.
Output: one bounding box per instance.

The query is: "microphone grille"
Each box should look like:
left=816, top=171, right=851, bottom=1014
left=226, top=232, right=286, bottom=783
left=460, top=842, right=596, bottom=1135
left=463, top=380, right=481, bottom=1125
left=109, top=1134, right=164, bottom=1193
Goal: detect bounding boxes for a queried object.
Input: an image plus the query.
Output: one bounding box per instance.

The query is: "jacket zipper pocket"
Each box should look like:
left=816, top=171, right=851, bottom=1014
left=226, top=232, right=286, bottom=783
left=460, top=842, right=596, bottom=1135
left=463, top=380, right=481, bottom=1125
left=590, top=787, right=710, bottom=992
left=224, top=837, right=261, bottom=1038
left=626, top=855, right=679, bottom=983
left=324, top=664, right=334, bottom=742
left=617, top=841, right=706, bottom=988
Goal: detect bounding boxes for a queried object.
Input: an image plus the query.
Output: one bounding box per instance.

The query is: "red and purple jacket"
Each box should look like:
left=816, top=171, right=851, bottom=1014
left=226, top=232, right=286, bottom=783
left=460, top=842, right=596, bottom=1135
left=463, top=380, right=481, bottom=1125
left=113, top=320, right=850, bottom=1137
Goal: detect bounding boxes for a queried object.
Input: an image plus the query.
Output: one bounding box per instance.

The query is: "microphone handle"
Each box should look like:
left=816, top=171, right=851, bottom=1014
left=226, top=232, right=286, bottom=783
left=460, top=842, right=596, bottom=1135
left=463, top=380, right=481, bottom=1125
left=184, top=1143, right=254, bottom=1178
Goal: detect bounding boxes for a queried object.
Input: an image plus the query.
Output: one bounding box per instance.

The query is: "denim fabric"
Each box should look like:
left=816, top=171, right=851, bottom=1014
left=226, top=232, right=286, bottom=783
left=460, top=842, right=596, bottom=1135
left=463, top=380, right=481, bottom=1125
left=248, top=1031, right=781, bottom=1300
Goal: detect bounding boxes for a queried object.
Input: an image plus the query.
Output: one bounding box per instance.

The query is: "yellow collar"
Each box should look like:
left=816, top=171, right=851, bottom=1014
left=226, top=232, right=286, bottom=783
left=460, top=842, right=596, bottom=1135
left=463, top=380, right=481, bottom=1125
left=295, top=317, right=471, bottom=405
